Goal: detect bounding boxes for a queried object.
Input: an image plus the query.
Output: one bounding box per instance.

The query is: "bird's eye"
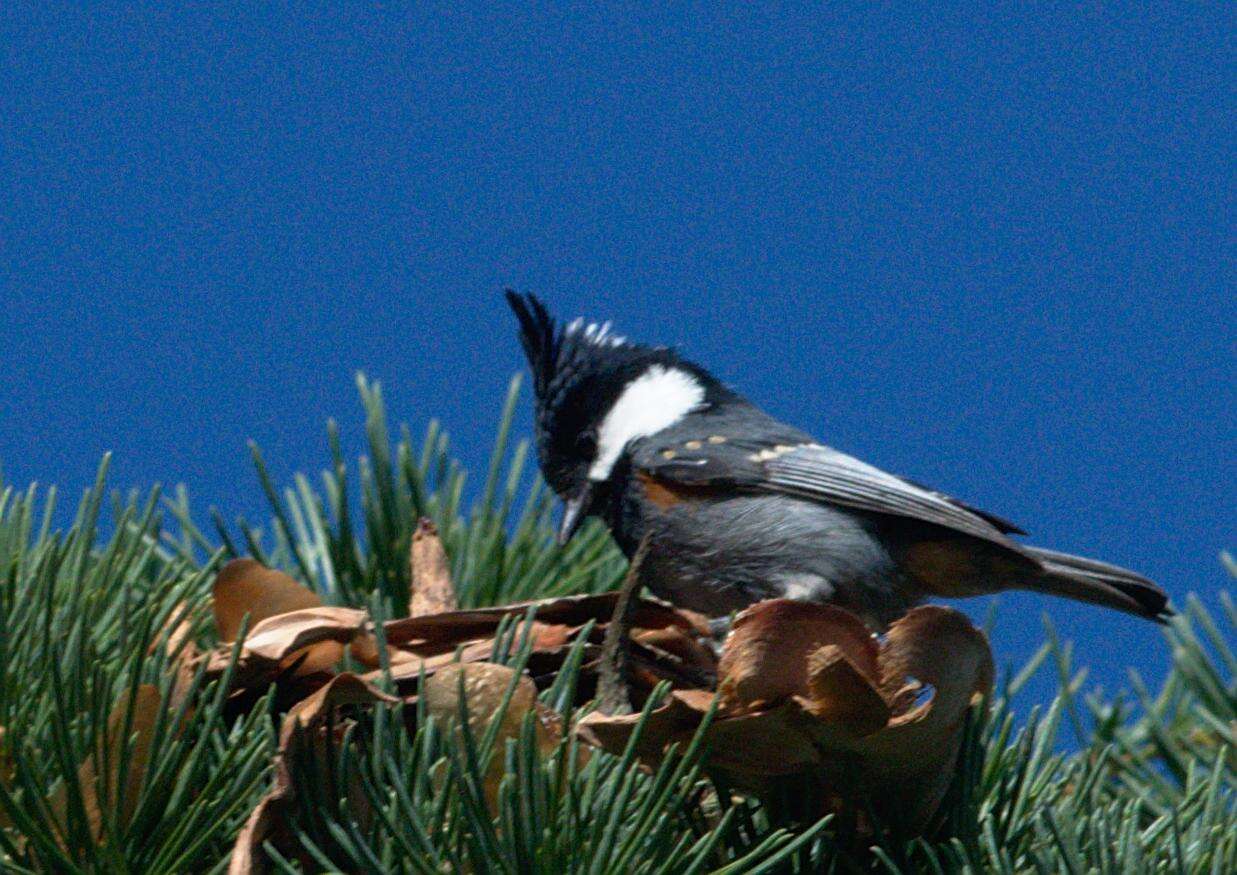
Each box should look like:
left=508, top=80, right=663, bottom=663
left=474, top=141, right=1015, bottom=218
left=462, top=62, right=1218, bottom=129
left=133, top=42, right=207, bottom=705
left=575, top=430, right=598, bottom=456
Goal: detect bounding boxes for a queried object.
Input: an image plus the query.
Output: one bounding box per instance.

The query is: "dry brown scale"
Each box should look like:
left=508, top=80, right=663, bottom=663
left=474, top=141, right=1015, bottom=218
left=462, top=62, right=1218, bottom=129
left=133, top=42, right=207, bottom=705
left=131, top=518, right=993, bottom=871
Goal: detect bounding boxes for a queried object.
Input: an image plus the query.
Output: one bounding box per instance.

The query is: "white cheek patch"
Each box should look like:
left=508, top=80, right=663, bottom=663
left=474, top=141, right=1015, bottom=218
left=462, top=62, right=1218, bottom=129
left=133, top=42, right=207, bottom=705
left=589, top=365, right=705, bottom=481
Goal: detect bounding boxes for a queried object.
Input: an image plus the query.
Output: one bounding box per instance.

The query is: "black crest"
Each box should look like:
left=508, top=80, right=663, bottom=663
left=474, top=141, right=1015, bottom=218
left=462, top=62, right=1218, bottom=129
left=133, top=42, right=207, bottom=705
left=504, top=291, right=640, bottom=409
left=505, top=291, right=562, bottom=400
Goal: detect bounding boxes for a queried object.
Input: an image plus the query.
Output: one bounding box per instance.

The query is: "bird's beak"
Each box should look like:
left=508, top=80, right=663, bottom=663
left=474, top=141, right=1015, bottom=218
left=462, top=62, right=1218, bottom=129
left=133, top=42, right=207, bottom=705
left=557, top=483, right=593, bottom=545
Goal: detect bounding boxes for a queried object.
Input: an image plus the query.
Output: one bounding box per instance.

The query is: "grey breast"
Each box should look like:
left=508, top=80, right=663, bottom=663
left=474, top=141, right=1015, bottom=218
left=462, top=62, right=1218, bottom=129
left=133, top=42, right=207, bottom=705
left=635, top=488, right=913, bottom=624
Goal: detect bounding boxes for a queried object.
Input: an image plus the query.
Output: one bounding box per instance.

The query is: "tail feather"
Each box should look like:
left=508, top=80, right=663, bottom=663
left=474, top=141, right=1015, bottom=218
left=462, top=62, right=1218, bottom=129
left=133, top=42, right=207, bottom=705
left=1024, top=546, right=1171, bottom=623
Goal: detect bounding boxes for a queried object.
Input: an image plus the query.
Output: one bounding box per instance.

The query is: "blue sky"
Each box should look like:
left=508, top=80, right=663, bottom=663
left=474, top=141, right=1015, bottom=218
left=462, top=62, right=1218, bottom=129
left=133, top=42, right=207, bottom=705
left=1, top=5, right=1231, bottom=706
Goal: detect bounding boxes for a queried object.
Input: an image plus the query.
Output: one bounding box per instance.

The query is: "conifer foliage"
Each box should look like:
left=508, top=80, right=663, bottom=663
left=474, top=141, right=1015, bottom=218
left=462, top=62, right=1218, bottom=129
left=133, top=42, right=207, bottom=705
left=0, top=375, right=1231, bottom=872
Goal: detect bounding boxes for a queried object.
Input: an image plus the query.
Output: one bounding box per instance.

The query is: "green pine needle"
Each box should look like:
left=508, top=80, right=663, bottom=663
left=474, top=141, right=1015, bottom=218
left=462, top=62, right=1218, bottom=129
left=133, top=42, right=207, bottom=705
left=0, top=377, right=1232, bottom=872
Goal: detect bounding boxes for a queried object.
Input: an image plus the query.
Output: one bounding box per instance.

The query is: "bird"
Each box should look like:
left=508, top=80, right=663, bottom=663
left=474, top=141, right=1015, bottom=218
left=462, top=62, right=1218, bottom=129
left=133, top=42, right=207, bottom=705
left=505, top=292, right=1170, bottom=630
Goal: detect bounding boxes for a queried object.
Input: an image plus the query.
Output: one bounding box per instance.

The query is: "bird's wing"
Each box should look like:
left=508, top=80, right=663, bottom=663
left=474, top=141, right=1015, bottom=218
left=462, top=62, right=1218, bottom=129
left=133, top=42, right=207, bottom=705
left=636, top=436, right=1025, bottom=549
left=897, top=476, right=1028, bottom=535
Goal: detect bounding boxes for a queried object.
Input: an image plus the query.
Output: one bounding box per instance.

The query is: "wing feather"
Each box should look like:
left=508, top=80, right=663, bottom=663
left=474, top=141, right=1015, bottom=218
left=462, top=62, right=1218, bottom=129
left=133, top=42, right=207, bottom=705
left=763, top=445, right=1017, bottom=545
left=638, top=436, right=1024, bottom=549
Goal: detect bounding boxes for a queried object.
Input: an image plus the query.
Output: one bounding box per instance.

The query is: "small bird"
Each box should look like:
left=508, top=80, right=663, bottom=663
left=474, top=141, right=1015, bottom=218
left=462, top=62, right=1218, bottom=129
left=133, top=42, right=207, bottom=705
left=507, top=292, right=1170, bottom=629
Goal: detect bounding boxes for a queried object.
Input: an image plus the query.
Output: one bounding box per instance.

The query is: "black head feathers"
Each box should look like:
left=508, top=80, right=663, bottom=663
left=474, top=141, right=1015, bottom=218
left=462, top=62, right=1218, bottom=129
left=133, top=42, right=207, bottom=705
left=504, top=291, right=642, bottom=408
left=506, top=291, right=633, bottom=492
left=505, top=291, right=561, bottom=399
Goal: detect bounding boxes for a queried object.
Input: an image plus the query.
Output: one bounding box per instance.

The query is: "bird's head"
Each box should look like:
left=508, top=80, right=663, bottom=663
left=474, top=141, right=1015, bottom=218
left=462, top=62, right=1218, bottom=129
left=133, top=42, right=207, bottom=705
left=506, top=291, right=726, bottom=543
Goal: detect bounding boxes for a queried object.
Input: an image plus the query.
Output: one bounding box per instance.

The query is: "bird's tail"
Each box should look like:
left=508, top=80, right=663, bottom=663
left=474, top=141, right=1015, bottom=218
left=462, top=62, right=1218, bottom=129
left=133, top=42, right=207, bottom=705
left=1023, top=546, right=1171, bottom=622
